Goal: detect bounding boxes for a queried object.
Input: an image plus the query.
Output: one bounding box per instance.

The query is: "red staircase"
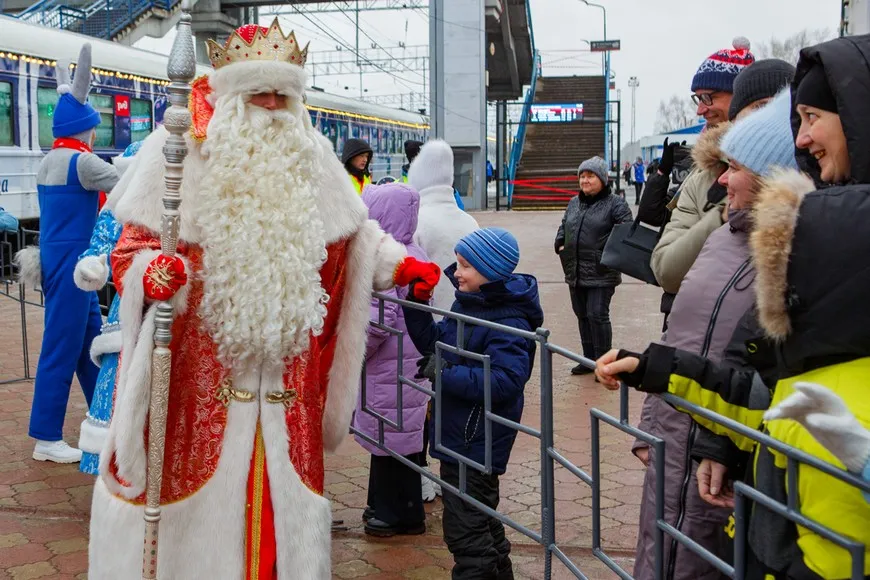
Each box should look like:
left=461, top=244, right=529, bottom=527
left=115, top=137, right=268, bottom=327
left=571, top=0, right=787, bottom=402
left=511, top=76, right=606, bottom=211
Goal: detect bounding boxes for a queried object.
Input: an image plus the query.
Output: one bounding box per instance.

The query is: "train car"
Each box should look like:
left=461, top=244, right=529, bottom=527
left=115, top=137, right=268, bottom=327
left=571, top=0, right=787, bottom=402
left=0, top=17, right=429, bottom=223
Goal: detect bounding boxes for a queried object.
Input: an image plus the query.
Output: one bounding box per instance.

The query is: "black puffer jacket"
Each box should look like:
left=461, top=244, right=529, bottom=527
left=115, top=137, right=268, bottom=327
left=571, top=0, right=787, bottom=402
left=555, top=186, right=633, bottom=288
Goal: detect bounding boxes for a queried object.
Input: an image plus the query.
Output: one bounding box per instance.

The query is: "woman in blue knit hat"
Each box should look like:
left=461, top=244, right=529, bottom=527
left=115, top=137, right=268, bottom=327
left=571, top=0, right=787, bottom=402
left=606, top=90, right=800, bottom=580
left=15, top=43, right=119, bottom=463
left=402, top=227, right=543, bottom=579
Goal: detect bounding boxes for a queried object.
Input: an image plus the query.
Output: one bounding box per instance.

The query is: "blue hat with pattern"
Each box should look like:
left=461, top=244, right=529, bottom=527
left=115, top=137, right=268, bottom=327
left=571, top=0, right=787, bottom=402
left=455, top=227, right=520, bottom=282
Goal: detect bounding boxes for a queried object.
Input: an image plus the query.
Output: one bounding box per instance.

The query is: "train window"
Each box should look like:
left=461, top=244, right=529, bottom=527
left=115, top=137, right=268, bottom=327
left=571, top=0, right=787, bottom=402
left=37, top=88, right=114, bottom=148
left=37, top=87, right=58, bottom=147
left=130, top=98, right=152, bottom=143
left=89, top=94, right=114, bottom=148
left=0, top=82, right=12, bottom=146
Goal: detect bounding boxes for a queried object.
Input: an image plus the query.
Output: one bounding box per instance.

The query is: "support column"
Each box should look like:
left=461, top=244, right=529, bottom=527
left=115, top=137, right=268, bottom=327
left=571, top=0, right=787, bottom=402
left=190, top=0, right=238, bottom=65
left=429, top=0, right=487, bottom=211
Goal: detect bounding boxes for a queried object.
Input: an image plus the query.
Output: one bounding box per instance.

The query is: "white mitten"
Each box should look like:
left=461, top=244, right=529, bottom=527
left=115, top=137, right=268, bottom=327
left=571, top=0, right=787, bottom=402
left=764, top=382, right=870, bottom=473
left=74, top=254, right=109, bottom=291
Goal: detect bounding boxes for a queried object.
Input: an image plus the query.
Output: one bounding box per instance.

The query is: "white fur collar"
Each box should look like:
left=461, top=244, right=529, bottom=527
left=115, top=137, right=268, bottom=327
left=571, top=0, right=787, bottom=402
left=113, top=125, right=368, bottom=245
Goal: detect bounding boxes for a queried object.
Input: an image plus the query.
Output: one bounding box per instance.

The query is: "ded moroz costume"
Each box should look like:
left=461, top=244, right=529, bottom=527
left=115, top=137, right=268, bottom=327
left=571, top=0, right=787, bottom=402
left=87, top=19, right=441, bottom=580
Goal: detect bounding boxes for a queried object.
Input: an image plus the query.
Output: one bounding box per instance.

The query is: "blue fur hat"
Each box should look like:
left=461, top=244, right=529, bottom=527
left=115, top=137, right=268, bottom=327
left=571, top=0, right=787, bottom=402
left=720, top=89, right=798, bottom=177
left=52, top=43, right=101, bottom=138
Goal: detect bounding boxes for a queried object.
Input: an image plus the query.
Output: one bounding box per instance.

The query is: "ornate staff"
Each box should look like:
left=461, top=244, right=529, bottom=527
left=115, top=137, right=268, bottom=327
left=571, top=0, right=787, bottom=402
left=142, top=3, right=195, bottom=579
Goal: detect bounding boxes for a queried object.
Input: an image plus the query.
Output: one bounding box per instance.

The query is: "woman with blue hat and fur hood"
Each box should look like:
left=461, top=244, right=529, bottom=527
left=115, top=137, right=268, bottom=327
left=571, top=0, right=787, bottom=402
left=75, top=141, right=141, bottom=474
left=16, top=43, right=119, bottom=464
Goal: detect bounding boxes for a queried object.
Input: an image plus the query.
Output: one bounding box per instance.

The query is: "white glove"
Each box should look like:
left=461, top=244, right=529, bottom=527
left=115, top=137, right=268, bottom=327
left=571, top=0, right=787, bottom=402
left=764, top=382, right=870, bottom=473
left=74, top=254, right=109, bottom=291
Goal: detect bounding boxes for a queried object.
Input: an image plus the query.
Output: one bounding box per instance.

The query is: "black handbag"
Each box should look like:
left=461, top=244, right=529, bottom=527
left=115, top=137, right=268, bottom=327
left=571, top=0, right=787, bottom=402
left=600, top=220, right=661, bottom=286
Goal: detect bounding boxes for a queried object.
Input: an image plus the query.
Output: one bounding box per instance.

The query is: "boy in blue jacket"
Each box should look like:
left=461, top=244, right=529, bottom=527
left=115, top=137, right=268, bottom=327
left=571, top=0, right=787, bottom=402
left=403, top=227, right=544, bottom=580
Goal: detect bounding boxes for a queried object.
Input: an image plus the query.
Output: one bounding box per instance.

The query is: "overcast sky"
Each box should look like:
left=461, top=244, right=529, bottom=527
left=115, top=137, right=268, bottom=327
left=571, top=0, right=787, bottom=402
left=135, top=0, right=842, bottom=143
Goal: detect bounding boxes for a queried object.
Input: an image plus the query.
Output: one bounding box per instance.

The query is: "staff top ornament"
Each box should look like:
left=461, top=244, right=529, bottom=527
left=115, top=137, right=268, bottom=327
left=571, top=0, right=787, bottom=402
left=207, top=18, right=309, bottom=70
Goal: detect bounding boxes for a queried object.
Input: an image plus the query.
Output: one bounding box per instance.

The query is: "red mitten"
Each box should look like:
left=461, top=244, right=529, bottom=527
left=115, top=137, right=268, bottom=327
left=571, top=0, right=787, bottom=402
left=143, top=254, right=187, bottom=301
left=393, top=257, right=441, bottom=301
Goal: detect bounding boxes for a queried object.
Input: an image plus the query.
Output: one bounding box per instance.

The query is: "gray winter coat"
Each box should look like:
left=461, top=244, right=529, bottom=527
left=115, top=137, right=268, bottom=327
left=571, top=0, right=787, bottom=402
left=633, top=210, right=757, bottom=580
left=555, top=187, right=633, bottom=288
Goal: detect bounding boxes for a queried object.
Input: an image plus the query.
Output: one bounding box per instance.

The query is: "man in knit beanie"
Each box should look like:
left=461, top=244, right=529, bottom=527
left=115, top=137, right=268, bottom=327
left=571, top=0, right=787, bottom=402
left=648, top=37, right=757, bottom=295
left=691, top=37, right=755, bottom=127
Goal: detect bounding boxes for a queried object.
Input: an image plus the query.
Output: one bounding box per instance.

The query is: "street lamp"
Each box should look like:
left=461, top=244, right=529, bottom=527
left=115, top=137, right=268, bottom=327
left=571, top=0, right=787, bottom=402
left=628, top=76, right=639, bottom=143
left=579, top=0, right=610, bottom=169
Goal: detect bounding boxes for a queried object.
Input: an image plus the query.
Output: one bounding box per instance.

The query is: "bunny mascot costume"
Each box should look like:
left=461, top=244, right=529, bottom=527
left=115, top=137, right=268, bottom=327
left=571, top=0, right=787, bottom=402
left=20, top=43, right=119, bottom=463
left=76, top=141, right=141, bottom=474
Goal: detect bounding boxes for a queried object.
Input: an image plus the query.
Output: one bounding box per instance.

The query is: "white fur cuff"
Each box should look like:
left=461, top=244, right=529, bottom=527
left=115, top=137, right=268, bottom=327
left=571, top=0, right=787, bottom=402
left=75, top=254, right=109, bottom=291
left=372, top=228, right=408, bottom=291
left=79, top=417, right=109, bottom=455
left=90, top=329, right=123, bottom=367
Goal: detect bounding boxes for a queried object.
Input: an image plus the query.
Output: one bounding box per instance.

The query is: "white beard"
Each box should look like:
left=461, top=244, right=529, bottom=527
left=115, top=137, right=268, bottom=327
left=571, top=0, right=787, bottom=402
left=196, top=94, right=329, bottom=370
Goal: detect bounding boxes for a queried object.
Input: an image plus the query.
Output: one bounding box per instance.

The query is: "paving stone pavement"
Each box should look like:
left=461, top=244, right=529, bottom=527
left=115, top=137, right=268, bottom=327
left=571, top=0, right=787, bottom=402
left=0, top=210, right=663, bottom=579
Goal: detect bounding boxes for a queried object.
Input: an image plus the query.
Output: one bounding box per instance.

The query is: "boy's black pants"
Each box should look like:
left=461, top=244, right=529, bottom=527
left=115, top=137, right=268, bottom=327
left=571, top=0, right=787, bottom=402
left=440, top=462, right=514, bottom=580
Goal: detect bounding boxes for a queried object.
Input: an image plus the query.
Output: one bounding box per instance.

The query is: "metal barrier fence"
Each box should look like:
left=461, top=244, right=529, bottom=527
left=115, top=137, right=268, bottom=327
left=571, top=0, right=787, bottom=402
left=0, top=233, right=867, bottom=578
left=0, top=229, right=114, bottom=384
left=358, top=291, right=870, bottom=580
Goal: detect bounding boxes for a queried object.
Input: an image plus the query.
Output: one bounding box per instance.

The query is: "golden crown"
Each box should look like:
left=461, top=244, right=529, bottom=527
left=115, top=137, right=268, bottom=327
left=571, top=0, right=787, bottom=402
left=206, top=18, right=309, bottom=70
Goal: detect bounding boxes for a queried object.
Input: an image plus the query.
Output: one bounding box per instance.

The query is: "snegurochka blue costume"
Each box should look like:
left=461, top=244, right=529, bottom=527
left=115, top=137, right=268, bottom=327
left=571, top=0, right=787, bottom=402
left=18, top=43, right=119, bottom=464
left=75, top=141, right=140, bottom=474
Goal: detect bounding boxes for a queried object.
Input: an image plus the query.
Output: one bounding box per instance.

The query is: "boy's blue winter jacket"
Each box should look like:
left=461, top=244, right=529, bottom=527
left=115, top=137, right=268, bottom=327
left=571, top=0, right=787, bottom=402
left=403, top=264, right=544, bottom=474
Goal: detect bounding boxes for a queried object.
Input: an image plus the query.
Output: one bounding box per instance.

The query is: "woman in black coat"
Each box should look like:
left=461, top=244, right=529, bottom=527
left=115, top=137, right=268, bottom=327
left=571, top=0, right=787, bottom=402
left=555, top=156, right=633, bottom=374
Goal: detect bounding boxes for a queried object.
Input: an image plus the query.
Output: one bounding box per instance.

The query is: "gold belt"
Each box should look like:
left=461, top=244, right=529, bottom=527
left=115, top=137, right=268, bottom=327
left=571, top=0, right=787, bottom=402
left=214, top=378, right=298, bottom=409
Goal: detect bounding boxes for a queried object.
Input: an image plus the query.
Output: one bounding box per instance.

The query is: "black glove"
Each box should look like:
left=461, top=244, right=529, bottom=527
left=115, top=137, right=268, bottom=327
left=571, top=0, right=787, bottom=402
left=415, top=355, right=450, bottom=383
left=658, top=138, right=679, bottom=177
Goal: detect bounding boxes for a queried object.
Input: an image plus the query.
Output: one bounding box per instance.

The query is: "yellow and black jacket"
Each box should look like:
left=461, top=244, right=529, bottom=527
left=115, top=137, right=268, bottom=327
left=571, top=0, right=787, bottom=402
left=620, top=169, right=870, bottom=580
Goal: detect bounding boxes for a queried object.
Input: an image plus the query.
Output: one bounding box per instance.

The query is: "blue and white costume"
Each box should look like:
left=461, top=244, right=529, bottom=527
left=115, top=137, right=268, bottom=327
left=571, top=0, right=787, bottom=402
left=77, top=142, right=139, bottom=474
left=20, top=44, right=119, bottom=462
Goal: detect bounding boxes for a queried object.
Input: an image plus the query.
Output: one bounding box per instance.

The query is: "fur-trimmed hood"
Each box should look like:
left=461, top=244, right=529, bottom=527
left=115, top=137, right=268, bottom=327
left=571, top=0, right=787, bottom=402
left=751, top=168, right=870, bottom=376
left=691, top=122, right=731, bottom=174
left=408, top=139, right=454, bottom=193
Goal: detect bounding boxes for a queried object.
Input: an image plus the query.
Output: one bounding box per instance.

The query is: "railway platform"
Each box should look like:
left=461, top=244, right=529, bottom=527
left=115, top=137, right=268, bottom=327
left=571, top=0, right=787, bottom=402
left=0, top=210, right=665, bottom=579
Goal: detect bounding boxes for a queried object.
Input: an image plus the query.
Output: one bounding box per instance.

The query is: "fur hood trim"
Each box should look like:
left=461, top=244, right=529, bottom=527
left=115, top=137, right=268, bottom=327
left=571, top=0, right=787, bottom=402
left=750, top=169, right=816, bottom=340
left=692, top=122, right=731, bottom=173
left=408, top=140, right=454, bottom=193
left=208, top=61, right=307, bottom=102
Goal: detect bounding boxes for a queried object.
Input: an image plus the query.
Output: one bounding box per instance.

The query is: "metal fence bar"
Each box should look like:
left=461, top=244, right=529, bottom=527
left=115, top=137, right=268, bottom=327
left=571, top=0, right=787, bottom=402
left=662, top=393, right=870, bottom=494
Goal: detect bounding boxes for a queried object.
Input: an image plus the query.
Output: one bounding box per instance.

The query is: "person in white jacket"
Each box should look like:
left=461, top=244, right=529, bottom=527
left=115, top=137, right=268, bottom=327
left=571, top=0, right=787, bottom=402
left=409, top=139, right=479, bottom=313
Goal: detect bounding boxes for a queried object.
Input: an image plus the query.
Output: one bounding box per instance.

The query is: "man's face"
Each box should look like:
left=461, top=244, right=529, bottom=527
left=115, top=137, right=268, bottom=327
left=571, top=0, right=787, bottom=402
left=692, top=90, right=732, bottom=127
left=350, top=153, right=370, bottom=171
left=795, top=104, right=850, bottom=184
left=249, top=92, right=288, bottom=111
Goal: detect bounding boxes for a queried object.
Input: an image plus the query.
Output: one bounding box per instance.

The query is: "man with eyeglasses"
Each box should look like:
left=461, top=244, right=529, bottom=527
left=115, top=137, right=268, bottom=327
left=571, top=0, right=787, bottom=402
left=649, top=36, right=754, bottom=295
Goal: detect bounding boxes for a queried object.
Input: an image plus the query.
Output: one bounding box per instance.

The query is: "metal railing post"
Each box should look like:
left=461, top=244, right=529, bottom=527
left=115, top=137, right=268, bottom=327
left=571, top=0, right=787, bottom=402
left=538, top=329, right=555, bottom=579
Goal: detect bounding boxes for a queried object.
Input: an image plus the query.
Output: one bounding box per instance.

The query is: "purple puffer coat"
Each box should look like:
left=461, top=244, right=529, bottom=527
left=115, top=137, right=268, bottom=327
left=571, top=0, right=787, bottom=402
left=633, top=210, right=757, bottom=580
left=353, top=183, right=431, bottom=456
